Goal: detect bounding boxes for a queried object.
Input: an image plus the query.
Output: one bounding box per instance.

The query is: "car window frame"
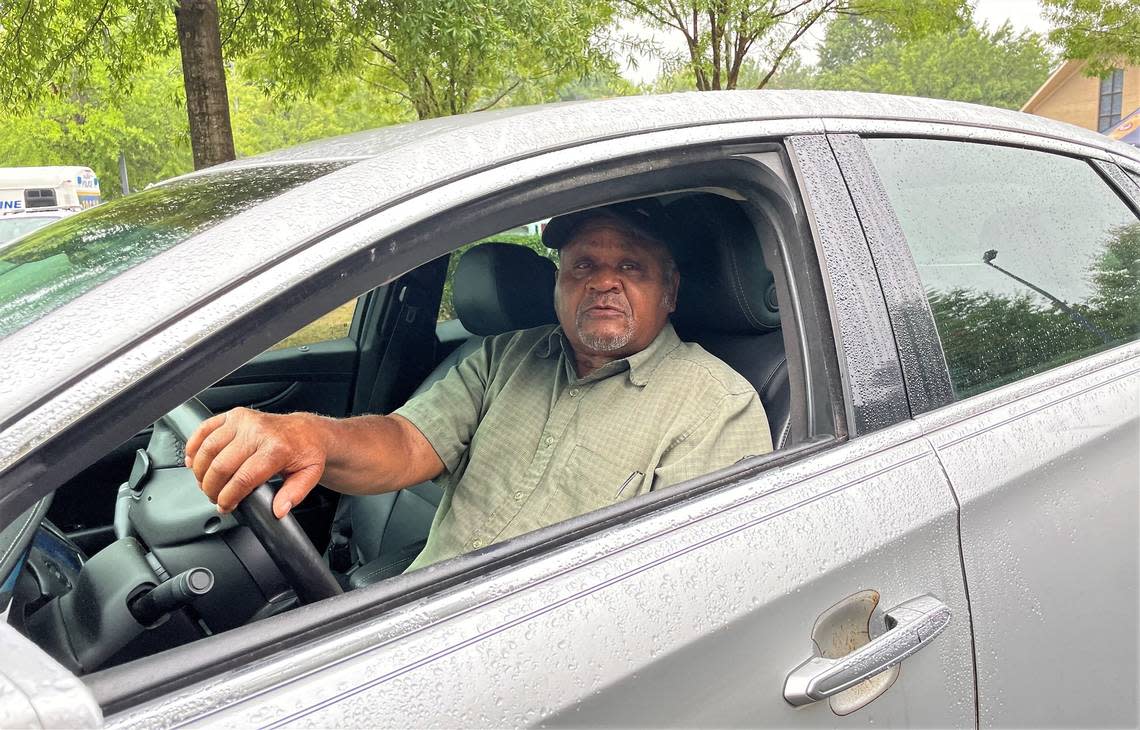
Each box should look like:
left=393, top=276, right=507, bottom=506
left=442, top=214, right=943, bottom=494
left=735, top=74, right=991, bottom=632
left=4, top=129, right=889, bottom=712
left=832, top=129, right=1140, bottom=416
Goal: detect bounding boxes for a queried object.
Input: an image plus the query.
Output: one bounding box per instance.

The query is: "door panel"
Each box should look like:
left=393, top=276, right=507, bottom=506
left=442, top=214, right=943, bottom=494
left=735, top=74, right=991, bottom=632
left=206, top=337, right=359, bottom=417
left=109, top=423, right=975, bottom=728
left=923, top=347, right=1140, bottom=728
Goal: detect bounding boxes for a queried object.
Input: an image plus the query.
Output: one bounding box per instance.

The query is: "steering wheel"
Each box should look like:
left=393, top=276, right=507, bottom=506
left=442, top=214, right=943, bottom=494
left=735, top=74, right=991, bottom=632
left=156, top=398, right=343, bottom=604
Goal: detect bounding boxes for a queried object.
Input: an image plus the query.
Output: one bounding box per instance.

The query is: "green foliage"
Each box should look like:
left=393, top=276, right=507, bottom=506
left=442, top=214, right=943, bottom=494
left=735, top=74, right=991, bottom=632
left=0, top=52, right=413, bottom=198
left=227, top=68, right=414, bottom=158
left=622, top=0, right=967, bottom=91
left=0, top=0, right=172, bottom=110
left=1043, top=0, right=1140, bottom=75
left=0, top=57, right=192, bottom=199
left=351, top=0, right=618, bottom=118
left=928, top=223, right=1140, bottom=397
left=776, top=14, right=1052, bottom=110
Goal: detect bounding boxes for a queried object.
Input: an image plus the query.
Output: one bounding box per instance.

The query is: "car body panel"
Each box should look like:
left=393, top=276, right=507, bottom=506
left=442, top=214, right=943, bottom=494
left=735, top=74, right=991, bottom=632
left=106, top=422, right=973, bottom=728
left=0, top=621, right=102, bottom=728
left=921, top=343, right=1140, bottom=728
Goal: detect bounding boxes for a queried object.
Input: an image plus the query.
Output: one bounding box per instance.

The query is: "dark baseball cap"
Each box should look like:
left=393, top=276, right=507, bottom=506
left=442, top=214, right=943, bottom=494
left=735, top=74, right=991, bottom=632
left=542, top=199, right=677, bottom=254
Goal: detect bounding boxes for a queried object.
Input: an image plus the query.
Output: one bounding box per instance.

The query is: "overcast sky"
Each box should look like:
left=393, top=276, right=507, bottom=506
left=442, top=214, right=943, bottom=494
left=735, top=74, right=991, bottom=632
left=620, top=0, right=1052, bottom=83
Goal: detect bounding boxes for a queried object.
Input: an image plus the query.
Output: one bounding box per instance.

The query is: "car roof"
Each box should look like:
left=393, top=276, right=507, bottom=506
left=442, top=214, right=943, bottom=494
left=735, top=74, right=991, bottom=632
left=147, top=88, right=1135, bottom=175
left=1, top=89, right=1138, bottom=474
left=178, top=90, right=1139, bottom=172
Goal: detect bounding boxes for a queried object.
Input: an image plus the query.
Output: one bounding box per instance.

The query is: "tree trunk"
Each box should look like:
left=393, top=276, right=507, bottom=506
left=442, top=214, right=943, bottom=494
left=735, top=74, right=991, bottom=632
left=175, top=0, right=236, bottom=169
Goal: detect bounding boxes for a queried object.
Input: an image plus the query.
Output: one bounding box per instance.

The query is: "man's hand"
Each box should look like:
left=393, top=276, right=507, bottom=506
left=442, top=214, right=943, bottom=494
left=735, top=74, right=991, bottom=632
left=185, top=407, right=328, bottom=519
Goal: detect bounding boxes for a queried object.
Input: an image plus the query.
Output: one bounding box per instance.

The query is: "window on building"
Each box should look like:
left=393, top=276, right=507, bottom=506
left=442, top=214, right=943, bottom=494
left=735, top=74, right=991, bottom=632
left=1099, top=69, right=1125, bottom=132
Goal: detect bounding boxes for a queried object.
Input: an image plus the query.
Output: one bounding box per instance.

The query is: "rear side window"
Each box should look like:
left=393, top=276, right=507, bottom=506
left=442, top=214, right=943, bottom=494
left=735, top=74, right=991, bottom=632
left=866, top=139, right=1140, bottom=397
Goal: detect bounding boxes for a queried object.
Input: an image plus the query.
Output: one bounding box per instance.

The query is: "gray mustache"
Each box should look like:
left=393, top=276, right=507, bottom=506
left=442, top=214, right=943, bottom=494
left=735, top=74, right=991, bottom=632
left=577, top=295, right=631, bottom=316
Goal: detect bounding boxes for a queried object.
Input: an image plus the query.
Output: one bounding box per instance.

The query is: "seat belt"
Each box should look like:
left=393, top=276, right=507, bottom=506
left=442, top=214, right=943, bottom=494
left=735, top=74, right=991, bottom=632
left=360, top=283, right=429, bottom=416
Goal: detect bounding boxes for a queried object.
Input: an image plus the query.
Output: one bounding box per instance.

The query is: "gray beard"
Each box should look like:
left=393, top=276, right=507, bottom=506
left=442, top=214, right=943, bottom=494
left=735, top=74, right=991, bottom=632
left=576, top=316, right=635, bottom=353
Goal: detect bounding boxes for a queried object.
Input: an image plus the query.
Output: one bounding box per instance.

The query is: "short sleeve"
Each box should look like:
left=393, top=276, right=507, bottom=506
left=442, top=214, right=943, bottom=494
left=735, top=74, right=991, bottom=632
left=393, top=341, right=492, bottom=473
left=651, top=390, right=772, bottom=489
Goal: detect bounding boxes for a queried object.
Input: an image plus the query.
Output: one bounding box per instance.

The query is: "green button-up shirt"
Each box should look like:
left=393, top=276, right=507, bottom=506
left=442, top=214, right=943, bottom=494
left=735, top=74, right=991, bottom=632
left=395, top=322, right=772, bottom=570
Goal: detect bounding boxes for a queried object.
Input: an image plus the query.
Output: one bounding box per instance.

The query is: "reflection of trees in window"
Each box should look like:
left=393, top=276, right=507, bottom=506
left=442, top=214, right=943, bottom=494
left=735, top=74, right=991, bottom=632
left=928, top=223, right=1140, bottom=397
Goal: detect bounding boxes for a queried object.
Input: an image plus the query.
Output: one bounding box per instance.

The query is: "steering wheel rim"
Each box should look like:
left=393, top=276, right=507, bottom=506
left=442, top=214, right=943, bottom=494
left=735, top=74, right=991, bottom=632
left=158, top=398, right=343, bottom=604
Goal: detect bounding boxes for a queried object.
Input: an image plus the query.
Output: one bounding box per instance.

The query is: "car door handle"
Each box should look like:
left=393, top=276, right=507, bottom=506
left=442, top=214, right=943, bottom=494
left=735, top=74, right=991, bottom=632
left=783, top=594, right=951, bottom=707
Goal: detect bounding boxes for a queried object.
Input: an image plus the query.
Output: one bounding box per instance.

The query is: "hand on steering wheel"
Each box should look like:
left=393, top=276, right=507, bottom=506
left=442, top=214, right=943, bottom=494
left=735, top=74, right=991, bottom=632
left=160, top=399, right=341, bottom=603
left=184, top=406, right=326, bottom=519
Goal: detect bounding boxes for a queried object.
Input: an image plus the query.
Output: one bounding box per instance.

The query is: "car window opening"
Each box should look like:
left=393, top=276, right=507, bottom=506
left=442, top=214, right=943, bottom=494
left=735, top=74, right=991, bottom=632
left=6, top=182, right=820, bottom=688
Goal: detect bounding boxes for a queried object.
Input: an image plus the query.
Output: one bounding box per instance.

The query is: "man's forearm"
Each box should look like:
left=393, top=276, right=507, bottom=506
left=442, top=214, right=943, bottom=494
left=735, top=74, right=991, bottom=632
left=312, top=413, right=444, bottom=495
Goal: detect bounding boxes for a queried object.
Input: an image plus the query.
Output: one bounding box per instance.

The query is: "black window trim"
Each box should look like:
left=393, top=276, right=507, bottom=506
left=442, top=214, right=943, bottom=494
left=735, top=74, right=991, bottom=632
left=825, top=132, right=955, bottom=416
left=786, top=134, right=911, bottom=434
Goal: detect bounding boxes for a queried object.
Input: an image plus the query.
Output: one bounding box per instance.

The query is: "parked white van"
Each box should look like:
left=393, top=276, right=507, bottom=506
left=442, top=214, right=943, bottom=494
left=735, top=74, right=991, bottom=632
left=0, top=166, right=101, bottom=244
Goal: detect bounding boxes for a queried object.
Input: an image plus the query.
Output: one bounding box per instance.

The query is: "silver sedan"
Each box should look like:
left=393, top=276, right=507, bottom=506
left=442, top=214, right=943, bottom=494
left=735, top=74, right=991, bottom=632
left=0, top=90, right=1137, bottom=728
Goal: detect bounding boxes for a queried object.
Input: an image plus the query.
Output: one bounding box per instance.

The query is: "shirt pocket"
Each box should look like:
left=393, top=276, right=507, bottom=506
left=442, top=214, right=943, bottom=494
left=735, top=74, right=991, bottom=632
left=556, top=443, right=645, bottom=518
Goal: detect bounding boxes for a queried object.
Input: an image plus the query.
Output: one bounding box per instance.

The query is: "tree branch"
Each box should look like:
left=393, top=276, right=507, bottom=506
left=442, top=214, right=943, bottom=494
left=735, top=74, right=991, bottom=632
left=220, top=0, right=253, bottom=47
left=34, top=0, right=113, bottom=91
left=472, top=78, right=524, bottom=112
left=756, top=0, right=837, bottom=88
left=369, top=41, right=399, bottom=65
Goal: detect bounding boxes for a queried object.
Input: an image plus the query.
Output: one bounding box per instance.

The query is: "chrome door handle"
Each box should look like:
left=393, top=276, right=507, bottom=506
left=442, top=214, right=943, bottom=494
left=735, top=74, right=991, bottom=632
left=783, top=594, right=951, bottom=707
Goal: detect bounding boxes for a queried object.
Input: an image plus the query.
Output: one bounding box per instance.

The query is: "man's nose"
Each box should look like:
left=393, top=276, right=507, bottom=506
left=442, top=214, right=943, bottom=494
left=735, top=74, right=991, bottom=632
left=586, top=265, right=622, bottom=291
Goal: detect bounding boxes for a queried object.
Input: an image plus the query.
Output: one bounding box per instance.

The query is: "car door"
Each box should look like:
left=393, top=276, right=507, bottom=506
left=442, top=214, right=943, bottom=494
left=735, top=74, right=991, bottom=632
left=833, top=129, right=1140, bottom=727
left=92, top=130, right=977, bottom=727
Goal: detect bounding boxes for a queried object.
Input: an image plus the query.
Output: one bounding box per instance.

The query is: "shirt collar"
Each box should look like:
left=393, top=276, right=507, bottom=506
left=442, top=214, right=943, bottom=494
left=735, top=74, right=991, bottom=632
left=537, top=321, right=681, bottom=387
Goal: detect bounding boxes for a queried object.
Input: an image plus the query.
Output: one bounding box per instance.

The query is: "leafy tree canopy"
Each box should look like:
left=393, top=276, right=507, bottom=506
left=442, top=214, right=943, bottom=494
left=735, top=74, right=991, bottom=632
left=772, top=12, right=1052, bottom=110
left=621, top=0, right=968, bottom=91
left=342, top=0, right=618, bottom=119
left=1043, top=0, right=1140, bottom=75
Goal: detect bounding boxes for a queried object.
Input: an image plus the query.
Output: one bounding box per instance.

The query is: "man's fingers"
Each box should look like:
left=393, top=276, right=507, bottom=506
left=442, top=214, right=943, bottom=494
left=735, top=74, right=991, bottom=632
left=184, top=412, right=229, bottom=466
left=214, top=450, right=285, bottom=514
left=199, top=438, right=256, bottom=503
left=273, top=465, right=324, bottom=519
left=190, top=422, right=238, bottom=486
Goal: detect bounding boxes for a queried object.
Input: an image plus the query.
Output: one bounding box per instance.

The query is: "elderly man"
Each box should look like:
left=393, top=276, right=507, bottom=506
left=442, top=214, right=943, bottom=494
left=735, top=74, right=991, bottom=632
left=185, top=200, right=772, bottom=570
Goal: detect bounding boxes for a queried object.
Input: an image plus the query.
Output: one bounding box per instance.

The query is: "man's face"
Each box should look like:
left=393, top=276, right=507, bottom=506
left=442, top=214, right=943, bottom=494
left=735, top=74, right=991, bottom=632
left=554, top=219, right=679, bottom=360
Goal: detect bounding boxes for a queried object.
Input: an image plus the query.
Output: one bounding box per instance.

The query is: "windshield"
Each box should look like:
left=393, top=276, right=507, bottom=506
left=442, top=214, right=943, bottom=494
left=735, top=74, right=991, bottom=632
left=0, top=215, right=62, bottom=245
left=0, top=161, right=351, bottom=339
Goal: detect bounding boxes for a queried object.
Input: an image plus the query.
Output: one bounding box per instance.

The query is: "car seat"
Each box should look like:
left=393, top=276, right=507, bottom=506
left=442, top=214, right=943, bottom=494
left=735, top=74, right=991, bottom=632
left=667, top=194, right=792, bottom=449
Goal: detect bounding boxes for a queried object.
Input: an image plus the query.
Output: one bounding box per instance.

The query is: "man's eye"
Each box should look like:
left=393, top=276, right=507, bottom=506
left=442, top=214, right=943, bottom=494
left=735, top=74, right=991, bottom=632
left=574, top=261, right=592, bottom=270
left=620, top=262, right=641, bottom=271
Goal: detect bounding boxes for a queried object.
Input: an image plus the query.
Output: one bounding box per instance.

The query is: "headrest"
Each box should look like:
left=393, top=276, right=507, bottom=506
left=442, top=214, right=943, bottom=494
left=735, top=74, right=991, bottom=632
left=453, top=242, right=558, bottom=336
left=667, top=195, right=780, bottom=335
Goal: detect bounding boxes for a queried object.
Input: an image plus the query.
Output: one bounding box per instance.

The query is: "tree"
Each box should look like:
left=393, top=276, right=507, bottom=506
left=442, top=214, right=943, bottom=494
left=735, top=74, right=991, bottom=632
left=346, top=0, right=618, bottom=120
left=0, top=0, right=346, bottom=168
left=1042, top=0, right=1140, bottom=75
left=775, top=13, right=1052, bottom=110
left=622, top=0, right=967, bottom=91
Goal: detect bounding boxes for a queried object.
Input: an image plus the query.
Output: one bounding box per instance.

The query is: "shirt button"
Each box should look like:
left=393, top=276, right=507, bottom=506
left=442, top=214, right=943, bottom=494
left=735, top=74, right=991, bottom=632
left=545, top=435, right=554, bottom=446
left=569, top=388, right=579, bottom=397
left=514, top=491, right=524, bottom=501
left=472, top=538, right=484, bottom=549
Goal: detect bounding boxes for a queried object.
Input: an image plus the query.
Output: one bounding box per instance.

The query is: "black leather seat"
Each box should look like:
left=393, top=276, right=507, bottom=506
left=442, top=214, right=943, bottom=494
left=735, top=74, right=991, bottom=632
left=667, top=194, right=792, bottom=450
left=327, top=243, right=557, bottom=586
